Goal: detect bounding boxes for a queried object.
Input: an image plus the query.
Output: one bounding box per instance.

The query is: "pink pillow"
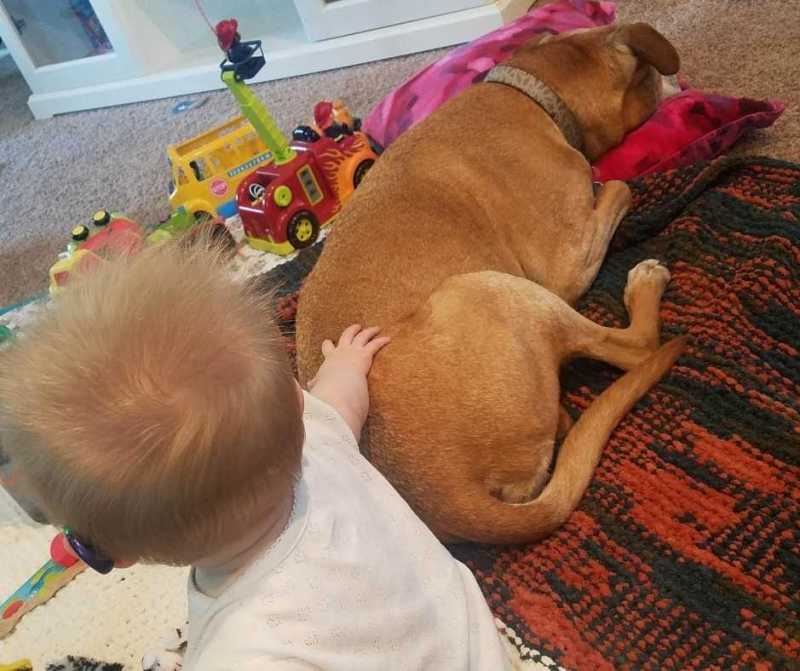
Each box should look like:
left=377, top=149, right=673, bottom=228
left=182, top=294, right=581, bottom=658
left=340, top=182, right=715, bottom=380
left=363, top=1, right=784, bottom=180
left=363, top=0, right=616, bottom=149
left=592, top=89, right=785, bottom=181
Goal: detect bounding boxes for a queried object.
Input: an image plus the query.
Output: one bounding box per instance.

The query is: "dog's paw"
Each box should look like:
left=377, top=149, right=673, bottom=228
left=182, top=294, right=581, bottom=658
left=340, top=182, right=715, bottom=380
left=624, top=259, right=670, bottom=313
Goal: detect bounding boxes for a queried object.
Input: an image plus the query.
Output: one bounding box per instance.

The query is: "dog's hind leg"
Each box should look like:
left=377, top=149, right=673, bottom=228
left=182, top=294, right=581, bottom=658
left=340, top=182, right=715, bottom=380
left=496, top=260, right=670, bottom=504
left=366, top=269, right=683, bottom=542
left=566, top=259, right=672, bottom=370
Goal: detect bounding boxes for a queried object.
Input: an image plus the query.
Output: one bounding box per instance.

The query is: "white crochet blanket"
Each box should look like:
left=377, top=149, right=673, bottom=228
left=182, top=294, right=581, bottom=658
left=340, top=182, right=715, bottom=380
left=0, top=485, right=188, bottom=669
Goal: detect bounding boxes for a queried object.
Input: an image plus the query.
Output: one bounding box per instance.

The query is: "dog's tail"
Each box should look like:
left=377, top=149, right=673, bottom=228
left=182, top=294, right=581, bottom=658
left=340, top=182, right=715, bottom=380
left=445, top=336, right=687, bottom=545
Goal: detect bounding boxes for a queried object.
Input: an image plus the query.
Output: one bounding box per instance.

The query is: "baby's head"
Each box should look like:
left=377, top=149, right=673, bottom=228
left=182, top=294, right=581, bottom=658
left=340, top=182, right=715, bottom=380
left=0, top=241, right=303, bottom=566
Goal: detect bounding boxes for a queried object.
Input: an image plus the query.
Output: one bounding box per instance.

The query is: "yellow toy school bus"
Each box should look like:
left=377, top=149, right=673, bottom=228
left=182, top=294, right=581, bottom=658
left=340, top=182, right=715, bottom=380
left=167, top=114, right=274, bottom=221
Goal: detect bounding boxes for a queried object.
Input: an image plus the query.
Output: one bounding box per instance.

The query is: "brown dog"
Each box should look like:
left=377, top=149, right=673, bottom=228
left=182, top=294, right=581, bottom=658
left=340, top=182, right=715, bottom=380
left=296, top=24, right=685, bottom=544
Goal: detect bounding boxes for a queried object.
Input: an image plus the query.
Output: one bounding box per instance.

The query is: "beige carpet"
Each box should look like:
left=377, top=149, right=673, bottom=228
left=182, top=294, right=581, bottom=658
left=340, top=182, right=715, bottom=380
left=0, top=0, right=797, bottom=309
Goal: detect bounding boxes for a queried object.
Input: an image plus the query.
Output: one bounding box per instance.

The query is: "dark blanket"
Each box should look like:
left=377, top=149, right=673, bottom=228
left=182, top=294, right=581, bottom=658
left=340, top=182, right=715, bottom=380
left=261, top=157, right=800, bottom=670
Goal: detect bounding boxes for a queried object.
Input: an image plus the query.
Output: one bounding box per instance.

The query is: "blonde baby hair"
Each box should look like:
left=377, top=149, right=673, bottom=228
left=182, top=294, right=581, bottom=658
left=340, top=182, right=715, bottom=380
left=0, top=240, right=303, bottom=564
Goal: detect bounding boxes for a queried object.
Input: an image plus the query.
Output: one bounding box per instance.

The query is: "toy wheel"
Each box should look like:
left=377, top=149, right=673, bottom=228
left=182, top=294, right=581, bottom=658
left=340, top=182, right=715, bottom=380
left=353, top=159, right=375, bottom=188
left=71, top=225, right=90, bottom=241
left=92, top=210, right=111, bottom=227
left=287, top=211, right=319, bottom=250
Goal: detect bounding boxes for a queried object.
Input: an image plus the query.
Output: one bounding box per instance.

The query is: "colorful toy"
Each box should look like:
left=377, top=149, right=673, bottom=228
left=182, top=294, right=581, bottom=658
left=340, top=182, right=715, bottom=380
left=146, top=206, right=198, bottom=245
left=147, top=206, right=233, bottom=249
left=48, top=210, right=145, bottom=296
left=166, top=114, right=274, bottom=221
left=0, top=533, right=86, bottom=639
left=312, top=99, right=361, bottom=139
left=48, top=207, right=235, bottom=295
left=216, top=19, right=378, bottom=254
left=48, top=18, right=377, bottom=293
left=0, top=325, right=13, bottom=345
left=0, top=660, right=33, bottom=671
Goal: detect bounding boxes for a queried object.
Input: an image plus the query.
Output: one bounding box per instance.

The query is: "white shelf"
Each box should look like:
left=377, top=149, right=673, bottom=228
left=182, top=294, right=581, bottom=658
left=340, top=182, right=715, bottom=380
left=9, top=0, right=533, bottom=119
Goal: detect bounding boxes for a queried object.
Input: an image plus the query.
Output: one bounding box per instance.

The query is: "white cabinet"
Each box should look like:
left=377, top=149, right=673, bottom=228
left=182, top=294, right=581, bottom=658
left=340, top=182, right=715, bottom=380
left=0, top=0, right=133, bottom=94
left=0, top=0, right=533, bottom=119
left=294, top=0, right=490, bottom=41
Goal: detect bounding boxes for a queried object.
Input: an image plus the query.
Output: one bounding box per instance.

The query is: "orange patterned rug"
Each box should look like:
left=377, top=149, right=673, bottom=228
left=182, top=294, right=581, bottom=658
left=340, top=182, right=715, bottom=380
left=262, top=157, right=800, bottom=671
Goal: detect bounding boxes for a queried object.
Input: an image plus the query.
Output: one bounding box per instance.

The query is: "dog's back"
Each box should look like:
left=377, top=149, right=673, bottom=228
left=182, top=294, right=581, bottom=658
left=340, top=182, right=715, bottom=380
left=296, top=24, right=681, bottom=543
left=297, top=24, right=679, bottom=382
left=296, top=83, right=591, bottom=383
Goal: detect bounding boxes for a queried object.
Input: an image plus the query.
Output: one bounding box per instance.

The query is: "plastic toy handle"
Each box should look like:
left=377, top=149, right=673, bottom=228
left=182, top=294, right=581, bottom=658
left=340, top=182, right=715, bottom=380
left=0, top=660, right=33, bottom=671
left=50, top=532, right=80, bottom=568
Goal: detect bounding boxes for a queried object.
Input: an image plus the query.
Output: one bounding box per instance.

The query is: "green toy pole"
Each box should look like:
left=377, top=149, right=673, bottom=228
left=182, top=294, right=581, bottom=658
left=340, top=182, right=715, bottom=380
left=221, top=71, right=295, bottom=166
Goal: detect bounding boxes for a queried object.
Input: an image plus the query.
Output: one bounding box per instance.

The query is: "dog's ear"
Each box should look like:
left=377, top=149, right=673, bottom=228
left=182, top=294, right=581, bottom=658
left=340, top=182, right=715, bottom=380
left=613, top=23, right=679, bottom=75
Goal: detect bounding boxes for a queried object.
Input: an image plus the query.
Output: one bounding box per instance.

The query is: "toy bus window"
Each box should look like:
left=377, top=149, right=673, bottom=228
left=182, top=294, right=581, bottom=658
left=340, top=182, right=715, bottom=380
left=215, top=147, right=239, bottom=173
left=176, top=167, right=189, bottom=186
left=244, top=131, right=260, bottom=152
left=297, top=165, right=324, bottom=205
left=189, top=159, right=209, bottom=181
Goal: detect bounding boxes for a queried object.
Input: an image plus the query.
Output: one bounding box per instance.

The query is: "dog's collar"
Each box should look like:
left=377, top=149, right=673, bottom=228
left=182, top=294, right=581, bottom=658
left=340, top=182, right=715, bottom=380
left=484, top=64, right=583, bottom=151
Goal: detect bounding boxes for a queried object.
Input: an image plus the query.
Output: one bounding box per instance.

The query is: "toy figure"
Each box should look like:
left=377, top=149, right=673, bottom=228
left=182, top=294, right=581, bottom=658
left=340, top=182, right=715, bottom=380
left=314, top=101, right=344, bottom=140
left=333, top=99, right=362, bottom=132
left=215, top=18, right=264, bottom=81
left=313, top=100, right=362, bottom=140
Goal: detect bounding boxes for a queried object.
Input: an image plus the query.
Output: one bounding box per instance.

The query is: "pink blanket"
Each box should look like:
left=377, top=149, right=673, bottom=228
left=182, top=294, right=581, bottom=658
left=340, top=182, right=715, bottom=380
left=363, top=1, right=616, bottom=149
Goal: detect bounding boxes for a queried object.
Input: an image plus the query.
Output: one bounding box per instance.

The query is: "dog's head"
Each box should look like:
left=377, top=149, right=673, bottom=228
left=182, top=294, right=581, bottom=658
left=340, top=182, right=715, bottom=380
left=507, top=23, right=680, bottom=160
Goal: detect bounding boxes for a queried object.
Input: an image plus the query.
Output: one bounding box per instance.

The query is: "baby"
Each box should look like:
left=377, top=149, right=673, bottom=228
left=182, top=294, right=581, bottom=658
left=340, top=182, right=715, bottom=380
left=0, top=243, right=512, bottom=670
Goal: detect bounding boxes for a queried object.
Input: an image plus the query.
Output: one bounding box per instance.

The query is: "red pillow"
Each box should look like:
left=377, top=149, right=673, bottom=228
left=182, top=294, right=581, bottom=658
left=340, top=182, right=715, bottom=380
left=592, top=89, right=785, bottom=181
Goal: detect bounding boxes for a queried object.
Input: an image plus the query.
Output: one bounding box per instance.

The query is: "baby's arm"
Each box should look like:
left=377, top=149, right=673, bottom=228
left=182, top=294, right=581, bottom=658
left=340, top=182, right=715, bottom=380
left=308, top=325, right=390, bottom=441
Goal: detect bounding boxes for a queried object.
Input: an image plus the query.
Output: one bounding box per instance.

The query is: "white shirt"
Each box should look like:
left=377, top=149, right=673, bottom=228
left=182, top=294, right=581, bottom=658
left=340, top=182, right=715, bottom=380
left=184, top=393, right=510, bottom=671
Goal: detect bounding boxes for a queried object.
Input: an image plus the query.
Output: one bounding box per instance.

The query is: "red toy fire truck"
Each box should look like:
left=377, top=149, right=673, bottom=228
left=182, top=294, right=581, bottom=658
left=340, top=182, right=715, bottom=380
left=216, top=19, right=377, bottom=255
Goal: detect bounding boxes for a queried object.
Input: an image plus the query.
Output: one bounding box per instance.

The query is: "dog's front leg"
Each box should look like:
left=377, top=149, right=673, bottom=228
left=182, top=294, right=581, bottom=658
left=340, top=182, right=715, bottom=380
left=557, top=180, right=632, bottom=304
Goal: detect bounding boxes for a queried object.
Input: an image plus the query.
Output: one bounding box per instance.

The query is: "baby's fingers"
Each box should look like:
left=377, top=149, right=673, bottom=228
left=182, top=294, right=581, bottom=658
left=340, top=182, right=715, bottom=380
left=354, top=326, right=382, bottom=346
left=321, top=339, right=335, bottom=357
left=338, top=324, right=362, bottom=346
left=365, top=335, right=391, bottom=355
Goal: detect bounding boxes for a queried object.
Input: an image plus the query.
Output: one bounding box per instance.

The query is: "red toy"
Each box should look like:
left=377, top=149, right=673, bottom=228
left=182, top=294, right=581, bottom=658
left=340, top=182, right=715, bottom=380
left=236, top=130, right=376, bottom=254
left=314, top=101, right=334, bottom=131
left=48, top=211, right=145, bottom=295
left=215, top=20, right=377, bottom=255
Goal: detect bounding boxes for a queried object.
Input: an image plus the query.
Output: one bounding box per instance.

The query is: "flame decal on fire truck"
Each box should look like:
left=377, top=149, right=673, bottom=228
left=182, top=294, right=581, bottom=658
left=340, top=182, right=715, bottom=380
left=317, top=134, right=368, bottom=201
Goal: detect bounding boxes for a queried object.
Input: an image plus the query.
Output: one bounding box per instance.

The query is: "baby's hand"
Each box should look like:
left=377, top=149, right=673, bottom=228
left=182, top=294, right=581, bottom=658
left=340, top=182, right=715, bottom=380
left=309, top=325, right=390, bottom=440
left=320, top=325, right=390, bottom=378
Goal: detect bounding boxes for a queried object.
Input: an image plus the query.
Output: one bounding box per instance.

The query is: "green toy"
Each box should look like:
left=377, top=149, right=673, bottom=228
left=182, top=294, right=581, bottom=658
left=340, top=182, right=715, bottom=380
left=146, top=207, right=197, bottom=245
left=0, top=326, right=14, bottom=345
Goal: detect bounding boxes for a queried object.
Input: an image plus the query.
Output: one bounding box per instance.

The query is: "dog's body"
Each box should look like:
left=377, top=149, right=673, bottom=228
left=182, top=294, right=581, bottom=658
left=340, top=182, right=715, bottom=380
left=296, top=24, right=684, bottom=543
